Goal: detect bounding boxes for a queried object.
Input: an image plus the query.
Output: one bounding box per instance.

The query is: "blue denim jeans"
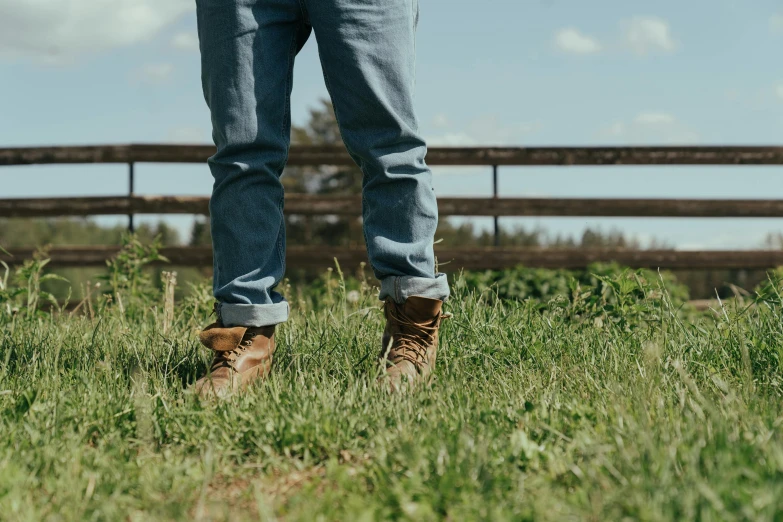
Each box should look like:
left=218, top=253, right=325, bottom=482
left=196, top=0, right=450, bottom=327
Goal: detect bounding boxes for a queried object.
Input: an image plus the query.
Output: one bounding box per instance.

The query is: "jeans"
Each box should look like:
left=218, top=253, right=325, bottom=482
left=196, top=0, right=450, bottom=327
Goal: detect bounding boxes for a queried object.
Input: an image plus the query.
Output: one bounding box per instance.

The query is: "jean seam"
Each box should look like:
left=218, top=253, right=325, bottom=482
left=318, top=60, right=357, bottom=171
left=361, top=196, right=374, bottom=275
left=275, top=24, right=300, bottom=279
left=317, top=50, right=381, bottom=276
left=276, top=195, right=286, bottom=274
left=296, top=0, right=310, bottom=24
left=412, top=0, right=419, bottom=57
left=281, top=25, right=299, bottom=143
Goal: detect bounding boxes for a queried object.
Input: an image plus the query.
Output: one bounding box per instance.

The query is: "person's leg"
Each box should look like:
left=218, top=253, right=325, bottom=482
left=305, top=0, right=449, bottom=390
left=304, top=0, right=449, bottom=304
left=197, top=0, right=310, bottom=328
left=193, top=0, right=310, bottom=396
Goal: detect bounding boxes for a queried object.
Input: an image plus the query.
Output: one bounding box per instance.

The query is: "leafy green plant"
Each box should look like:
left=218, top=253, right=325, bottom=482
left=100, top=233, right=169, bottom=316
left=0, top=246, right=69, bottom=320
left=455, top=262, right=692, bottom=332
left=15, top=249, right=70, bottom=317
left=458, top=266, right=575, bottom=302
left=753, top=266, right=783, bottom=307
left=559, top=268, right=661, bottom=330
left=459, top=263, right=687, bottom=305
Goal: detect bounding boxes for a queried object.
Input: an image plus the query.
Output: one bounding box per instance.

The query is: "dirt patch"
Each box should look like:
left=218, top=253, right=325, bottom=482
left=191, top=454, right=365, bottom=521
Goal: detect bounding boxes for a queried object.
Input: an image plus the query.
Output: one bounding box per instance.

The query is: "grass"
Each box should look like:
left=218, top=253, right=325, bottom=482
left=1, top=246, right=783, bottom=520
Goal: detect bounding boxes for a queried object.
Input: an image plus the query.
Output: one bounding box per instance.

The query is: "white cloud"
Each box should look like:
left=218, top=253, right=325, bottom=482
left=136, top=63, right=174, bottom=83
left=427, top=114, right=541, bottom=147
left=724, top=88, right=739, bottom=101
left=171, top=31, right=199, bottom=51
left=554, top=28, right=602, bottom=55
left=771, top=14, right=783, bottom=32
left=634, top=112, right=676, bottom=125
left=432, top=113, right=450, bottom=129
left=0, top=0, right=193, bottom=59
left=604, top=121, right=626, bottom=137
left=427, top=133, right=477, bottom=147
left=168, top=126, right=209, bottom=143
left=598, top=112, right=699, bottom=144
left=622, top=16, right=677, bottom=55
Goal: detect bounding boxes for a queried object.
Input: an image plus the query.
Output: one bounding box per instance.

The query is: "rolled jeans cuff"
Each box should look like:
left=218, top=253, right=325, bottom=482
left=379, top=273, right=450, bottom=304
left=218, top=301, right=289, bottom=327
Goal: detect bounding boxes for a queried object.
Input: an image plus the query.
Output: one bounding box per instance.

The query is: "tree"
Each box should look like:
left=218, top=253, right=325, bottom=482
left=284, top=99, right=365, bottom=247
left=0, top=218, right=179, bottom=248
left=187, top=99, right=650, bottom=251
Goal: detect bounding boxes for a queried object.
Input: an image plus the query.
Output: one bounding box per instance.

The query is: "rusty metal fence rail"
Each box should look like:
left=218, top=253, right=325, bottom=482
left=2, top=144, right=783, bottom=270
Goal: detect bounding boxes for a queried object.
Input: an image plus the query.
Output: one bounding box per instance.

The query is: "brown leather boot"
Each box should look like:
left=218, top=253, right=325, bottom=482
left=192, top=319, right=276, bottom=398
left=379, top=296, right=446, bottom=392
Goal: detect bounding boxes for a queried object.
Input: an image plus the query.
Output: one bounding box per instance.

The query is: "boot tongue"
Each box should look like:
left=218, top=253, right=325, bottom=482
left=403, top=296, right=443, bottom=320
left=247, top=326, right=275, bottom=339
left=199, top=324, right=247, bottom=352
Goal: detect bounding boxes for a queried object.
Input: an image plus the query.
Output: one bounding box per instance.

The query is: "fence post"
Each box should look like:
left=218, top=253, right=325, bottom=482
left=128, top=162, right=135, bottom=233
left=492, top=164, right=499, bottom=247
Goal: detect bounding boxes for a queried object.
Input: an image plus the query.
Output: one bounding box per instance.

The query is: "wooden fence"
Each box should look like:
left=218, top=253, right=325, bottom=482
left=2, top=144, right=783, bottom=270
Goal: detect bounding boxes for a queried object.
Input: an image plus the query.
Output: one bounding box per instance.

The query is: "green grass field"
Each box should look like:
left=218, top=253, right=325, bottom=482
left=1, top=246, right=782, bottom=521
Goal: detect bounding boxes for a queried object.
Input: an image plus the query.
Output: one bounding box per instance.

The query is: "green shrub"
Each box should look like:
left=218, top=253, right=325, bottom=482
left=457, top=263, right=689, bottom=305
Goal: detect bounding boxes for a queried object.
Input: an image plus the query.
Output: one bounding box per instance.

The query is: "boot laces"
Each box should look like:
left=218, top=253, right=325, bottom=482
left=386, top=306, right=441, bottom=367
left=210, top=332, right=254, bottom=372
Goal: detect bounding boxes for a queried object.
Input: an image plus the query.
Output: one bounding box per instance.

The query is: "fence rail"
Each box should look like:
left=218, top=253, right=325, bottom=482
left=4, top=246, right=783, bottom=271
left=2, top=144, right=783, bottom=167
left=2, top=144, right=783, bottom=271
left=6, top=195, right=783, bottom=218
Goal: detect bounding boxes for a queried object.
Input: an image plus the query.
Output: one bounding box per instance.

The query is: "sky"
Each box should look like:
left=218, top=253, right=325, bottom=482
left=1, top=0, right=782, bottom=249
